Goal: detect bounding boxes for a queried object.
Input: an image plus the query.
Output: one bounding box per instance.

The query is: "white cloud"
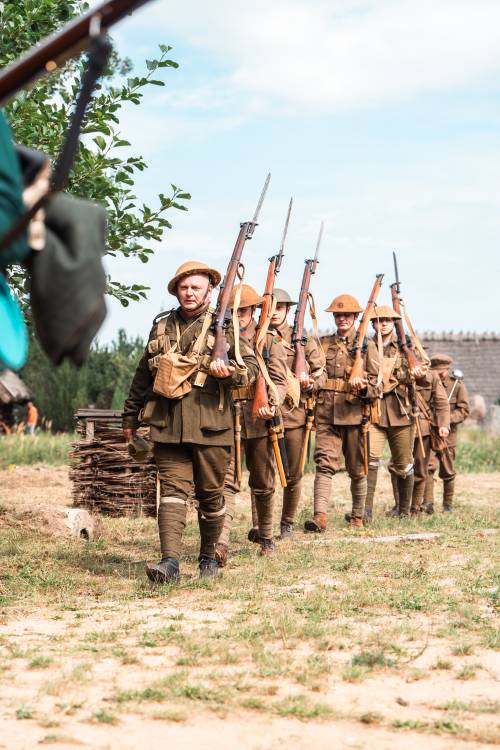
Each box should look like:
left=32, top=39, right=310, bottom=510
left=129, top=0, right=500, bottom=113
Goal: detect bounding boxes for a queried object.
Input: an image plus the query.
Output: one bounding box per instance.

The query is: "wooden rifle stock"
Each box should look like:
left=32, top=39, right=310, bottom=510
left=349, top=273, right=384, bottom=384
left=0, top=0, right=155, bottom=104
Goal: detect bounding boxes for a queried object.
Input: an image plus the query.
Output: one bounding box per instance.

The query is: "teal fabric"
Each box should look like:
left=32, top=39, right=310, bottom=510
left=0, top=274, right=28, bottom=370
left=0, top=111, right=28, bottom=266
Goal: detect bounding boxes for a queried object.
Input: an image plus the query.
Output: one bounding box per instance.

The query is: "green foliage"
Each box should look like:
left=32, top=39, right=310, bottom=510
left=0, top=0, right=190, bottom=307
left=0, top=432, right=71, bottom=468
left=456, top=430, right=500, bottom=472
left=20, top=328, right=143, bottom=431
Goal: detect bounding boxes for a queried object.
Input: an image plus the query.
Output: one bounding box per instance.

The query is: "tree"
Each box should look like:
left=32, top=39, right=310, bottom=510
left=22, top=329, right=145, bottom=431
left=0, top=0, right=190, bottom=307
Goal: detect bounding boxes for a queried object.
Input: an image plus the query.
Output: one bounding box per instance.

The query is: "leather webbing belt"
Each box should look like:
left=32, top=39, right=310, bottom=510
left=320, top=378, right=348, bottom=392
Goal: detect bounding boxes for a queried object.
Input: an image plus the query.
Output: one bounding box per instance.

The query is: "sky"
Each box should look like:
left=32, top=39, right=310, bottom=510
left=97, top=0, right=500, bottom=343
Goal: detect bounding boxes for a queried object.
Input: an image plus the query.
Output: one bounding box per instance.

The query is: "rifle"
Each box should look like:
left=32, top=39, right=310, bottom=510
left=293, top=222, right=323, bottom=475
left=252, top=197, right=292, bottom=416
left=349, top=274, right=384, bottom=383
left=348, top=273, right=384, bottom=475
left=390, top=252, right=425, bottom=455
left=0, top=0, right=155, bottom=105
left=211, top=173, right=270, bottom=366
left=292, top=221, right=323, bottom=378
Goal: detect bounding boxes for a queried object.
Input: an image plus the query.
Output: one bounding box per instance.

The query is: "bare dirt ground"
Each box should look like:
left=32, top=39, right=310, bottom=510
left=0, top=465, right=499, bottom=749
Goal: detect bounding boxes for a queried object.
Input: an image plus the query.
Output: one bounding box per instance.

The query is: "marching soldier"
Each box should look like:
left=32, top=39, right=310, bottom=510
left=122, top=262, right=258, bottom=582
left=423, top=354, right=470, bottom=513
left=389, top=368, right=450, bottom=515
left=364, top=305, right=427, bottom=520
left=304, top=294, right=381, bottom=531
left=216, top=283, right=288, bottom=563
left=268, top=289, right=324, bottom=539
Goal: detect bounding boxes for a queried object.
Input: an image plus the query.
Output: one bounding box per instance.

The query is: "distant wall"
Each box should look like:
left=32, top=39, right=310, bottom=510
left=421, top=333, right=500, bottom=407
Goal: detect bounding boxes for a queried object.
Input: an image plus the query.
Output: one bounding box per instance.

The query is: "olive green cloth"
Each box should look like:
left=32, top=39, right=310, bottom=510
left=28, top=193, right=107, bottom=366
left=0, top=112, right=27, bottom=267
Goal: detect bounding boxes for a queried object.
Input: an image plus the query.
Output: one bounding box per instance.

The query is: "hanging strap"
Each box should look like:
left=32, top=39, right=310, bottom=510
left=307, top=292, right=326, bottom=370
left=400, top=299, right=430, bottom=365
left=231, top=262, right=247, bottom=369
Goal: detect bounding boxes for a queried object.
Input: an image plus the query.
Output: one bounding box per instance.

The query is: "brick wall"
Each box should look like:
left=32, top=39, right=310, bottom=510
left=421, top=333, right=500, bottom=407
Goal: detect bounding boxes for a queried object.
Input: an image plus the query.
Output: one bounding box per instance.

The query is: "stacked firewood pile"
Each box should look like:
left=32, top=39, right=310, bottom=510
left=70, top=409, right=157, bottom=517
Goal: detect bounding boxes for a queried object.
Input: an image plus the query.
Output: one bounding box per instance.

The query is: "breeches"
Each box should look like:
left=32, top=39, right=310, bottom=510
left=369, top=423, right=414, bottom=477
left=314, top=422, right=365, bottom=480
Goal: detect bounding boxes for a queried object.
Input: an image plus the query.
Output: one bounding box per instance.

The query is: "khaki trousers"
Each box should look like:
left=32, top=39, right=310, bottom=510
left=314, top=422, right=365, bottom=479
left=154, top=442, right=230, bottom=561
left=369, top=423, right=414, bottom=477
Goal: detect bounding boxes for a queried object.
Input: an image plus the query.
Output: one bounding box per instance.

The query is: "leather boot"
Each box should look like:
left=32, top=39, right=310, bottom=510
left=146, top=557, right=180, bottom=584
left=443, top=478, right=455, bottom=512
left=259, top=537, right=276, bottom=557
left=304, top=472, right=331, bottom=532
left=279, top=522, right=294, bottom=541
left=199, top=555, right=219, bottom=578
left=215, top=542, right=228, bottom=568
left=349, top=517, right=363, bottom=528
left=364, top=465, right=379, bottom=518
left=397, top=474, right=414, bottom=517
left=304, top=512, right=327, bottom=533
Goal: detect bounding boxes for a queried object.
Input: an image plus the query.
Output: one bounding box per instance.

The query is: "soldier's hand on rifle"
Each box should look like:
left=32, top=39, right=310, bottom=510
left=439, top=426, right=450, bottom=439
left=350, top=375, right=368, bottom=392
left=209, top=359, right=236, bottom=379
left=123, top=428, right=136, bottom=443
left=256, top=405, right=276, bottom=420
left=299, top=372, right=314, bottom=390
left=410, top=364, right=427, bottom=379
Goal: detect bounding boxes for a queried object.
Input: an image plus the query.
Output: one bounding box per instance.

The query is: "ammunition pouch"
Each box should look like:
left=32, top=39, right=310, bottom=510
left=232, top=383, right=255, bottom=402
left=284, top=367, right=301, bottom=410
left=153, top=350, right=200, bottom=400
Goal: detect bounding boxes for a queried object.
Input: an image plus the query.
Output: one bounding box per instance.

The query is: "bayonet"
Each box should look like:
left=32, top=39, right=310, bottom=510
left=274, top=196, right=293, bottom=273
left=392, top=250, right=401, bottom=293
left=251, top=172, right=271, bottom=225
left=311, top=220, right=324, bottom=273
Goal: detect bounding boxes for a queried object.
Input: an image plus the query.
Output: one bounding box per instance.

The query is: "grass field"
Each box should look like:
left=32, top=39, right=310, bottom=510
left=0, top=464, right=498, bottom=749
left=0, top=432, right=72, bottom=469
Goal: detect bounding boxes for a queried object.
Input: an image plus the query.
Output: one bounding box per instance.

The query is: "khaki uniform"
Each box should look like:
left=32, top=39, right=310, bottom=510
left=274, top=323, right=324, bottom=528
left=219, top=319, right=288, bottom=545
left=391, top=371, right=449, bottom=512
left=123, top=306, right=258, bottom=562
left=424, top=375, right=469, bottom=509
left=365, top=333, right=426, bottom=517
left=310, top=327, right=381, bottom=521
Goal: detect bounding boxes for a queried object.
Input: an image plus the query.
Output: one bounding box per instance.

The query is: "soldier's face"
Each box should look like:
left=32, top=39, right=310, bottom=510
left=436, top=367, right=448, bottom=381
left=334, top=312, right=356, bottom=335
left=237, top=305, right=255, bottom=328
left=372, top=317, right=394, bottom=337
left=176, top=274, right=212, bottom=312
left=271, top=302, right=289, bottom=327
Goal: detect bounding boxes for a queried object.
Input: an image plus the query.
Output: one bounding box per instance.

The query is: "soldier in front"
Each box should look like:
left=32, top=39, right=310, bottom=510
left=122, top=261, right=258, bottom=582
left=305, top=294, right=381, bottom=531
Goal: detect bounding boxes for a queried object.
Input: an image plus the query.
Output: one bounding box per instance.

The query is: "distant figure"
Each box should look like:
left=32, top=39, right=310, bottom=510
left=25, top=401, right=38, bottom=436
